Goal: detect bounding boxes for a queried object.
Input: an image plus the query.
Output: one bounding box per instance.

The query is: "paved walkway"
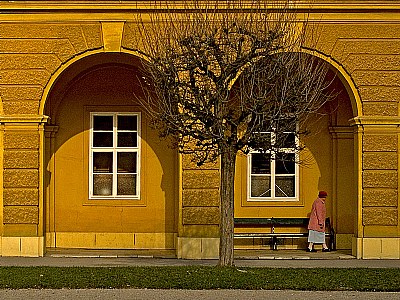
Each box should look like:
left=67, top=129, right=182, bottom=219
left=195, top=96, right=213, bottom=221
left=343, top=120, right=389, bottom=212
left=0, top=249, right=399, bottom=299
left=0, top=249, right=399, bottom=268
left=0, top=289, right=398, bottom=300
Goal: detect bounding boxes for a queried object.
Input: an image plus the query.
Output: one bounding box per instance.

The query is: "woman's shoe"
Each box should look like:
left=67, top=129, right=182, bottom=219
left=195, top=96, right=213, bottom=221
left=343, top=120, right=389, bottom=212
left=322, top=248, right=331, bottom=252
left=306, top=248, right=317, bottom=252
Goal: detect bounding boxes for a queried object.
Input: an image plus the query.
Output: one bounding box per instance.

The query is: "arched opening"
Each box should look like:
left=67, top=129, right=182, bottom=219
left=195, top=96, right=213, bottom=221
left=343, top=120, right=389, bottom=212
left=233, top=54, right=359, bottom=253
left=43, top=52, right=178, bottom=252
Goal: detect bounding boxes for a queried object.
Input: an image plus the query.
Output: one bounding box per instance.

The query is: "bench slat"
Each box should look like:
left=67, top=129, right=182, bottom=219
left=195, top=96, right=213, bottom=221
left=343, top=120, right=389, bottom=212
left=233, top=217, right=335, bottom=251
left=234, top=233, right=307, bottom=238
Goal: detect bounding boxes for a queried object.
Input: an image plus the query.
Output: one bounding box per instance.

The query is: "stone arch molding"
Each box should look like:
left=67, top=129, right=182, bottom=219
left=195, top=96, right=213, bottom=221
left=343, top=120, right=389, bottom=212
left=40, top=45, right=361, bottom=120
left=39, top=48, right=151, bottom=116
left=301, top=49, right=362, bottom=119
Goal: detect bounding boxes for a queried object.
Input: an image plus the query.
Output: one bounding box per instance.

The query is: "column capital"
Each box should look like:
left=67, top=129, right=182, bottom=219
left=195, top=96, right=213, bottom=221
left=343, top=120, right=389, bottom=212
left=0, top=115, right=49, bottom=125
left=349, top=116, right=400, bottom=127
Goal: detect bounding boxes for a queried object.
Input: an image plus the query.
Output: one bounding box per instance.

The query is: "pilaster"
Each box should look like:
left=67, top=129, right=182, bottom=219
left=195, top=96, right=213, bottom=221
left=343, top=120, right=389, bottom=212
left=0, top=115, right=48, bottom=256
left=177, top=153, right=220, bottom=259
left=350, top=117, right=400, bottom=258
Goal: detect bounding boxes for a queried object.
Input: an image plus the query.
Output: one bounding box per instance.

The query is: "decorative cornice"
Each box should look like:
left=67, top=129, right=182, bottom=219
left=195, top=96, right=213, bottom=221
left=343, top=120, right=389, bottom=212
left=1, top=1, right=400, bottom=13
left=349, top=116, right=400, bottom=127
left=0, top=115, right=49, bottom=124
left=1, top=1, right=400, bottom=24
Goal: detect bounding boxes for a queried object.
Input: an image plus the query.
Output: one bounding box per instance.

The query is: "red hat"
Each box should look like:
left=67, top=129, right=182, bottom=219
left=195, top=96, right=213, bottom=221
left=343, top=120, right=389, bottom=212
left=318, top=191, right=328, bottom=198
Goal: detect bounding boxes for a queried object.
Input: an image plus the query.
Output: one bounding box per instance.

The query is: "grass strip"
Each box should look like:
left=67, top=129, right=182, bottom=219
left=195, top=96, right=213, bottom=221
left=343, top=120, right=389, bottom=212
left=0, top=266, right=399, bottom=291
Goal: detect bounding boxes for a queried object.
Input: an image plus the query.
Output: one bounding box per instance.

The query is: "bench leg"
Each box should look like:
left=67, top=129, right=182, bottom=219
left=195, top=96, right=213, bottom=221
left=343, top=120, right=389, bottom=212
left=272, top=236, right=278, bottom=250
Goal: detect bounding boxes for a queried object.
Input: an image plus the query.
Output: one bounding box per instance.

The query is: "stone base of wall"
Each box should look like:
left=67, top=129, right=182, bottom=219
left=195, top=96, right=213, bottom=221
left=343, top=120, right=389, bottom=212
left=336, top=234, right=353, bottom=250
left=363, top=237, right=400, bottom=259
left=176, top=237, right=219, bottom=259
left=1, top=237, right=44, bottom=257
left=353, top=237, right=400, bottom=259
left=46, top=232, right=177, bottom=250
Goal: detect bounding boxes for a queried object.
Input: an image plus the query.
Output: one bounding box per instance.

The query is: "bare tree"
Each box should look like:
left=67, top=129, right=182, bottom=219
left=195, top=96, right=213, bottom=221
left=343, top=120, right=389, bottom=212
left=132, top=0, right=333, bottom=266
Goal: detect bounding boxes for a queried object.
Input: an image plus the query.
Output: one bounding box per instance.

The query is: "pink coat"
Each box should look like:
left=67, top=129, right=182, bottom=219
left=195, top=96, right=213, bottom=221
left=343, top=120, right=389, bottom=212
left=308, top=197, right=326, bottom=232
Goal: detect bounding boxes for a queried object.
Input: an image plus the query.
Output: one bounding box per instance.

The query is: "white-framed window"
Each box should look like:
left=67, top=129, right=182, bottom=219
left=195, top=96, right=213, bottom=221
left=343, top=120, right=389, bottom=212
left=89, top=112, right=140, bottom=199
left=247, top=129, right=299, bottom=201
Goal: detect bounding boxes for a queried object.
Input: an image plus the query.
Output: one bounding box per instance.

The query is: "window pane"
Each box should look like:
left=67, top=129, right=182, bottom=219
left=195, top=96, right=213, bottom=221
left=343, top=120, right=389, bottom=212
left=118, top=115, right=137, bottom=131
left=93, top=152, right=113, bottom=173
left=93, top=132, right=113, bottom=147
left=93, top=174, right=113, bottom=196
left=282, top=132, right=296, bottom=148
left=256, top=132, right=272, bottom=148
left=251, top=176, right=271, bottom=197
left=118, top=174, right=136, bottom=195
left=251, top=153, right=270, bottom=174
left=275, top=153, right=295, bottom=174
left=93, top=116, right=113, bottom=131
left=276, top=119, right=296, bottom=132
left=275, top=176, right=295, bottom=197
left=118, top=132, right=137, bottom=147
left=117, top=152, right=136, bottom=173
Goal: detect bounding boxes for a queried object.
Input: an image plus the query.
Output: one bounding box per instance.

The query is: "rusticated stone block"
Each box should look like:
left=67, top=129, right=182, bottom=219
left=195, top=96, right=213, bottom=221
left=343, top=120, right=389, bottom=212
left=121, top=23, right=139, bottom=49
left=363, top=171, right=397, bottom=189
left=333, top=40, right=400, bottom=64
left=0, top=23, right=102, bottom=54
left=315, top=24, right=400, bottom=57
left=363, top=103, right=398, bottom=116
left=0, top=69, right=49, bottom=85
left=3, top=169, right=39, bottom=188
left=363, top=208, right=398, bottom=226
left=182, top=207, right=220, bottom=225
left=81, top=24, right=103, bottom=49
left=3, top=101, right=39, bottom=115
left=3, top=206, right=39, bottom=224
left=363, top=152, right=397, bottom=170
left=182, top=170, right=220, bottom=189
left=4, top=132, right=39, bottom=149
left=183, top=189, right=220, bottom=207
left=344, top=55, right=400, bottom=73
left=0, top=38, right=76, bottom=62
left=363, top=135, right=397, bottom=152
left=363, top=189, right=397, bottom=207
left=353, top=71, right=400, bottom=87
left=0, top=54, right=60, bottom=73
left=4, top=150, right=39, bottom=169
left=359, top=86, right=400, bottom=102
left=0, top=86, right=43, bottom=101
left=3, top=188, right=39, bottom=206
left=182, top=154, right=219, bottom=170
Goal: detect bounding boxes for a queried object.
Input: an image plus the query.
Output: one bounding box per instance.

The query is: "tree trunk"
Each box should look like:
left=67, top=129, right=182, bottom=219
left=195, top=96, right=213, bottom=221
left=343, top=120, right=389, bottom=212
left=219, top=147, right=237, bottom=267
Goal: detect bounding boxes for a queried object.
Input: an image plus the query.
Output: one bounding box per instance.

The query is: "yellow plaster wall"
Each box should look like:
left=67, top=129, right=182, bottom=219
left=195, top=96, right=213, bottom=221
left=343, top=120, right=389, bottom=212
left=44, top=64, right=178, bottom=246
left=1, top=1, right=400, bottom=257
left=310, top=16, right=400, bottom=252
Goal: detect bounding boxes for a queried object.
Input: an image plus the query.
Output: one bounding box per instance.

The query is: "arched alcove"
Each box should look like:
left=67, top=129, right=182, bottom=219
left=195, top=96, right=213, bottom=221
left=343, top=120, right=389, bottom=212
left=233, top=52, right=360, bottom=252
left=43, top=52, right=178, bottom=251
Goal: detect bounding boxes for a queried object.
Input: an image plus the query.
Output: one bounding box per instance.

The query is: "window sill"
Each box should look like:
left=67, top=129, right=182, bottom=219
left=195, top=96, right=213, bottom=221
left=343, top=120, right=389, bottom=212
left=242, top=198, right=304, bottom=207
left=83, top=198, right=146, bottom=207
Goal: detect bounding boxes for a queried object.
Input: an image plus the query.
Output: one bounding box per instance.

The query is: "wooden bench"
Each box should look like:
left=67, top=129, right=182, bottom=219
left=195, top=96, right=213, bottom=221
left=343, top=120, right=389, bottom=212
left=234, top=217, right=335, bottom=250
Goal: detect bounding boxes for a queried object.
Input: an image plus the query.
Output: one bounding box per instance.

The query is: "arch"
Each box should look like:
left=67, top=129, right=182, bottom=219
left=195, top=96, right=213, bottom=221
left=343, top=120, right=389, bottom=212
left=43, top=50, right=178, bottom=251
left=40, top=49, right=150, bottom=116
left=301, top=49, right=362, bottom=118
left=225, top=49, right=362, bottom=120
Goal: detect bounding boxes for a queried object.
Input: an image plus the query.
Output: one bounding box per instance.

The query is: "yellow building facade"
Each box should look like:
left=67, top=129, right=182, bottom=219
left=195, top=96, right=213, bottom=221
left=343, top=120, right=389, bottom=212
left=0, top=1, right=399, bottom=259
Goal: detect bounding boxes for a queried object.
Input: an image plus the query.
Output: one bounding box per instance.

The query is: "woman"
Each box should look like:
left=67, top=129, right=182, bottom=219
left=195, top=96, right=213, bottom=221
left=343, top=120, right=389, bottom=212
left=307, top=191, right=331, bottom=252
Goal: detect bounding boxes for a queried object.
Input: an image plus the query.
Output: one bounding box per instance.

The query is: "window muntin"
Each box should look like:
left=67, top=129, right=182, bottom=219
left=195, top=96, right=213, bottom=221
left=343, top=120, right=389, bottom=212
left=248, top=129, right=298, bottom=201
left=90, top=113, right=140, bottom=199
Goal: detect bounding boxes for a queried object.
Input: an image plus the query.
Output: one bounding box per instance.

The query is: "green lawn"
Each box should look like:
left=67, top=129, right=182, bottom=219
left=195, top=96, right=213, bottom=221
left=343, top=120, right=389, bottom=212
left=0, top=266, right=399, bottom=291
